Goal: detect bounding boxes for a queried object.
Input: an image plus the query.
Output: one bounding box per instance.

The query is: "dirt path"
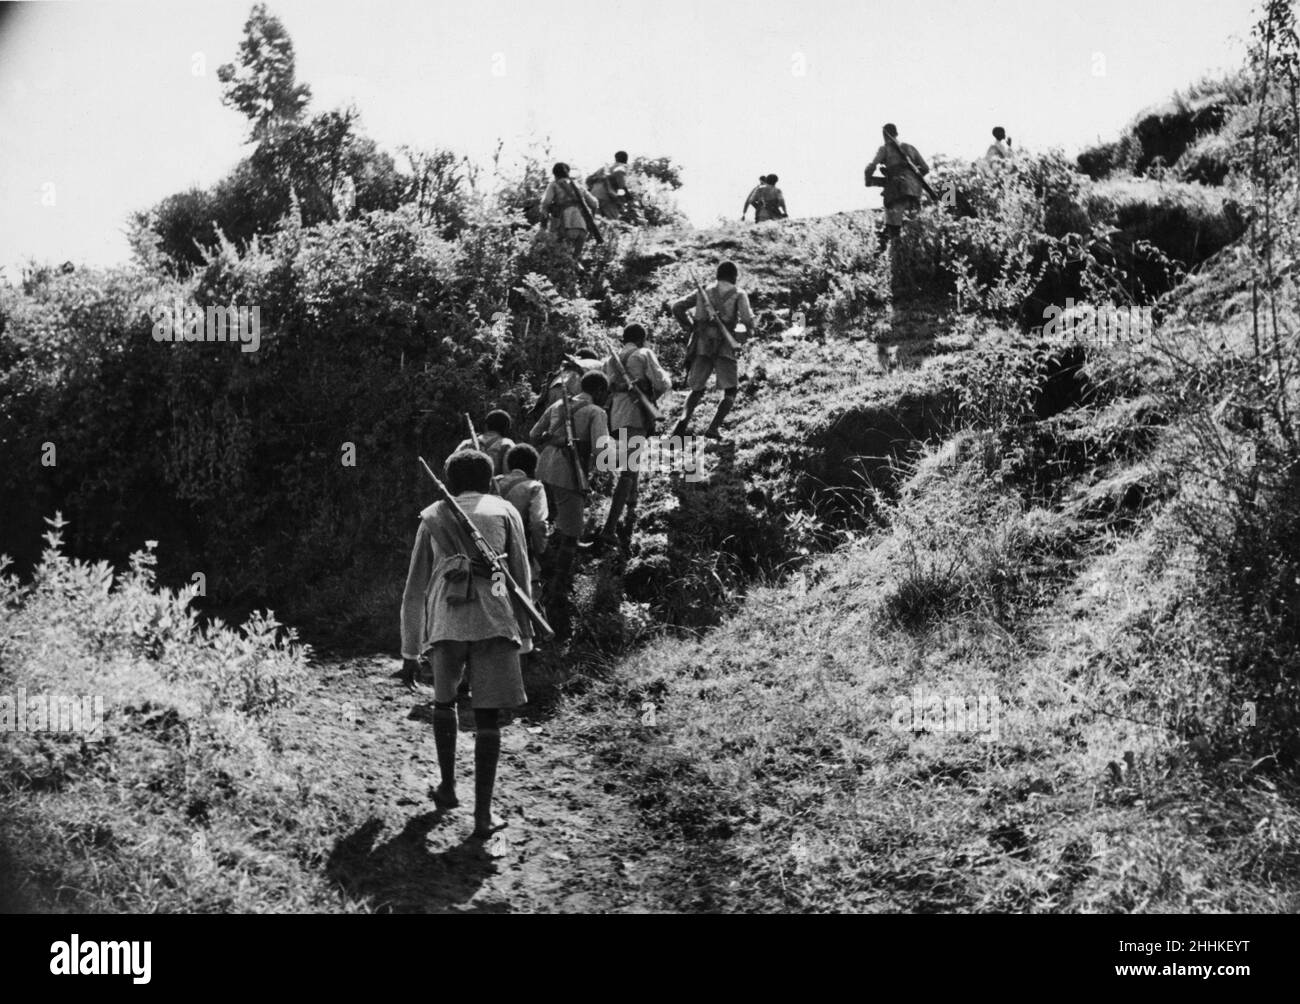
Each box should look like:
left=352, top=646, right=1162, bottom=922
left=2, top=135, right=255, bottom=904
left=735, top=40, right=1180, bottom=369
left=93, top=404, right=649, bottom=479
left=278, top=655, right=672, bottom=913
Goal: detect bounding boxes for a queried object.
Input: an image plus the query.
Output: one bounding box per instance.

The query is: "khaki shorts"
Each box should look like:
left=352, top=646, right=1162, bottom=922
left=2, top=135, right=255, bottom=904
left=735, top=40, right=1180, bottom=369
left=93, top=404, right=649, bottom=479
left=550, top=485, right=587, bottom=537
left=884, top=196, right=920, bottom=227
left=687, top=354, right=739, bottom=392
left=430, top=638, right=527, bottom=709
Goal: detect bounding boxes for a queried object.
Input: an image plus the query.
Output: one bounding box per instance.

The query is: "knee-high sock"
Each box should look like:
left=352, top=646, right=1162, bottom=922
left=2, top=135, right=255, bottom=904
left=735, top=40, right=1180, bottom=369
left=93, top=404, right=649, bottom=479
left=474, top=708, right=501, bottom=818
left=706, top=389, right=738, bottom=434
left=602, top=470, right=637, bottom=538
left=432, top=702, right=458, bottom=789
left=674, top=389, right=705, bottom=437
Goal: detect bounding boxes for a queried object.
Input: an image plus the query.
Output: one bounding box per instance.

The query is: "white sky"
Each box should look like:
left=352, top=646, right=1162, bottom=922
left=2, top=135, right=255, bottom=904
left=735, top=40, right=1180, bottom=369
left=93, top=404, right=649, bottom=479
left=0, top=0, right=1256, bottom=277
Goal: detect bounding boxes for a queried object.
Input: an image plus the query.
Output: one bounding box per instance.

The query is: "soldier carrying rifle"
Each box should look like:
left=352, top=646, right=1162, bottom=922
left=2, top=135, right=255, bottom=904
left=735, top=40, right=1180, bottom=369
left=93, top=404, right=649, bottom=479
left=400, top=450, right=541, bottom=839
left=588, top=323, right=671, bottom=554
left=529, top=370, right=610, bottom=636
left=540, top=162, right=603, bottom=261
left=668, top=260, right=755, bottom=442
left=864, top=122, right=932, bottom=247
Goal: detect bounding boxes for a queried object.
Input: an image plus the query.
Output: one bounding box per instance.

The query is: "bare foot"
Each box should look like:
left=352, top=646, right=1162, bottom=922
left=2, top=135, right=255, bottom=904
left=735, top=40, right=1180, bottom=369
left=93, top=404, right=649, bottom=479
left=472, top=813, right=507, bottom=839
left=430, top=783, right=459, bottom=809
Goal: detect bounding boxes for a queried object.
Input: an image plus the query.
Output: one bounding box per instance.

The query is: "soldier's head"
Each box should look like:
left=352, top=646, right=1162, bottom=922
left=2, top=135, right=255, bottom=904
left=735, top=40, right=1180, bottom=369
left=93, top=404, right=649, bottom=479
left=576, top=347, right=600, bottom=360
left=767, top=174, right=779, bottom=185
left=992, top=126, right=1006, bottom=141
left=485, top=410, right=512, bottom=436
left=552, top=162, right=570, bottom=179
left=622, top=323, right=647, bottom=346
left=614, top=150, right=628, bottom=164
left=506, top=443, right=539, bottom=478
left=883, top=123, right=898, bottom=140
left=716, top=261, right=738, bottom=284
left=445, top=450, right=494, bottom=495
left=580, top=370, right=610, bottom=403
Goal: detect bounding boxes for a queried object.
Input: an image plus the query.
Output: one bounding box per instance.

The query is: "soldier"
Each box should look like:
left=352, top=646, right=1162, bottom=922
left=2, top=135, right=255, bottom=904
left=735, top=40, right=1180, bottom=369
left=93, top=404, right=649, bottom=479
left=864, top=123, right=930, bottom=247
left=668, top=260, right=755, bottom=441
left=456, top=409, right=515, bottom=475
left=399, top=449, right=533, bottom=839
left=529, top=370, right=611, bottom=634
left=741, top=175, right=765, bottom=221
left=983, top=126, right=1014, bottom=168
left=588, top=150, right=631, bottom=220
left=540, top=162, right=601, bottom=259
left=526, top=350, right=605, bottom=429
left=746, top=174, right=788, bottom=222
left=497, top=443, right=549, bottom=585
left=591, top=323, right=671, bottom=553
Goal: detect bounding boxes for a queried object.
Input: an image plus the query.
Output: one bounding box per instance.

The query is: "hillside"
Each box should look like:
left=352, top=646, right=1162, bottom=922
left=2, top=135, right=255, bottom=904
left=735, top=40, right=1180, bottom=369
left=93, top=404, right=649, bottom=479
left=4, top=21, right=1300, bottom=912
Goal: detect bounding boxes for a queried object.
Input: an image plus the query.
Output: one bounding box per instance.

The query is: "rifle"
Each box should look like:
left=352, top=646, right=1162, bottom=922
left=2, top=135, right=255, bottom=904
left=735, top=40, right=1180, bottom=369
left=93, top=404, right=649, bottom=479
left=560, top=387, right=591, bottom=496
left=882, top=132, right=938, bottom=202
left=689, top=267, right=740, bottom=353
left=418, top=456, right=553, bottom=641
left=563, top=178, right=603, bottom=245
left=464, top=413, right=502, bottom=493
left=605, top=338, right=663, bottom=426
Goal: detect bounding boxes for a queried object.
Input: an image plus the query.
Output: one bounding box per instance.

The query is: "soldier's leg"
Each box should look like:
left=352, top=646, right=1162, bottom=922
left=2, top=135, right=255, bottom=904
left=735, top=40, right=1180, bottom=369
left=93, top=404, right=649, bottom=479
left=547, top=487, right=584, bottom=635
left=472, top=708, right=503, bottom=837
left=599, top=425, right=645, bottom=545
left=428, top=641, right=465, bottom=809
left=704, top=358, right=740, bottom=438
left=671, top=357, right=713, bottom=438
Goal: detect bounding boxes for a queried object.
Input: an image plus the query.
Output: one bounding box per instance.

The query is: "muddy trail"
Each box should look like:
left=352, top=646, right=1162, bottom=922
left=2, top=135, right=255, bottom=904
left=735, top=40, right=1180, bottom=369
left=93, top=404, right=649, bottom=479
left=285, top=654, right=678, bottom=913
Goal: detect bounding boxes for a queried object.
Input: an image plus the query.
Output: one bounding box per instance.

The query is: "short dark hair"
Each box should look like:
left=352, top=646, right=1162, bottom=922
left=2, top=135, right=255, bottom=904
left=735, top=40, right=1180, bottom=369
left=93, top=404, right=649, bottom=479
left=506, top=443, right=539, bottom=478
left=883, top=123, right=898, bottom=138
left=575, top=347, right=600, bottom=359
left=445, top=450, right=493, bottom=494
left=623, top=323, right=646, bottom=345
left=716, top=261, right=738, bottom=283
left=552, top=162, right=570, bottom=179
left=614, top=150, right=628, bottom=163
left=992, top=126, right=1006, bottom=141
left=580, top=371, right=609, bottom=398
left=767, top=174, right=779, bottom=185
left=485, top=409, right=512, bottom=436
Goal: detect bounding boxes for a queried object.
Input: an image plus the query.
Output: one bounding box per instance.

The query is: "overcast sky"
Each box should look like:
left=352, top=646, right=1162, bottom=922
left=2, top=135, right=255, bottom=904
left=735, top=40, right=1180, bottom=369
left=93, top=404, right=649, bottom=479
left=0, top=0, right=1257, bottom=278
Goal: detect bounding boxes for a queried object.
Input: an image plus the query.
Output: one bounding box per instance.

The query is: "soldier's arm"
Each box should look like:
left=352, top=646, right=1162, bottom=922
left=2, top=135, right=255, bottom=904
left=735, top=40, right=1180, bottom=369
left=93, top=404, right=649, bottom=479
left=736, top=291, right=757, bottom=331
left=587, top=407, right=612, bottom=466
left=529, top=404, right=552, bottom=445
left=399, top=521, right=433, bottom=661
left=864, top=150, right=884, bottom=183
left=503, top=506, right=532, bottom=598
left=646, top=348, right=672, bottom=395
left=909, top=146, right=930, bottom=175
left=528, top=484, right=549, bottom=555
left=669, top=292, right=695, bottom=333
left=777, top=191, right=789, bottom=216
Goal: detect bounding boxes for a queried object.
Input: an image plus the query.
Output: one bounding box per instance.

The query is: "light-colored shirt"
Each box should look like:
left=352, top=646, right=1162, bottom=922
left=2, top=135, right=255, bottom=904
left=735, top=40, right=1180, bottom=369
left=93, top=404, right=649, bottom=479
left=455, top=431, right=514, bottom=475
left=865, top=141, right=930, bottom=201
left=399, top=491, right=533, bottom=660
left=604, top=343, right=671, bottom=430
left=497, top=470, right=549, bottom=564
left=530, top=392, right=611, bottom=490
left=590, top=163, right=629, bottom=203
left=985, top=140, right=1012, bottom=163
left=670, top=281, right=755, bottom=361
left=540, top=178, right=600, bottom=232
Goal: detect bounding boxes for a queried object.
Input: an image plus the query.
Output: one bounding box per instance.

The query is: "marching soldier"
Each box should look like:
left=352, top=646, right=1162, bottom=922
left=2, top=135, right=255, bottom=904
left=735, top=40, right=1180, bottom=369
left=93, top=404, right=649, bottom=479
left=864, top=123, right=930, bottom=246
left=497, top=443, right=549, bottom=584
left=456, top=409, right=515, bottom=475
left=399, top=449, right=533, bottom=839
left=982, top=126, right=1014, bottom=169
left=745, top=174, right=788, bottom=222
left=540, top=162, right=601, bottom=259
left=668, top=260, right=755, bottom=441
left=591, top=323, right=671, bottom=553
left=529, top=370, right=611, bottom=635
left=588, top=150, right=631, bottom=220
